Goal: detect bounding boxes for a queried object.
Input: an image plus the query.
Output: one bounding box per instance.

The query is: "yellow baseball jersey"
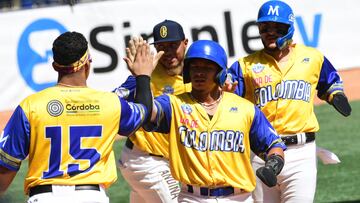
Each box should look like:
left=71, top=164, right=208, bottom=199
left=114, top=64, right=191, bottom=157
left=229, top=44, right=344, bottom=134
left=149, top=92, right=285, bottom=191
left=0, top=86, right=147, bottom=194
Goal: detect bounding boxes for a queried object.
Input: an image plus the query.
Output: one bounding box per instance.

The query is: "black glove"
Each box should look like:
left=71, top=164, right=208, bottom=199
left=331, top=92, right=351, bottom=117
left=256, top=154, right=284, bottom=187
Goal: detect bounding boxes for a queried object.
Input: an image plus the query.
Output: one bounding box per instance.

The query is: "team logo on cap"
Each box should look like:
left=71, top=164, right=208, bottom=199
left=47, top=100, right=64, bottom=117
left=160, top=26, right=168, bottom=38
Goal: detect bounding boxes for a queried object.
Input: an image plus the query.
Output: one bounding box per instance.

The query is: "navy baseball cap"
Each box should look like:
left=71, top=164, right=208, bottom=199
left=152, top=20, right=185, bottom=44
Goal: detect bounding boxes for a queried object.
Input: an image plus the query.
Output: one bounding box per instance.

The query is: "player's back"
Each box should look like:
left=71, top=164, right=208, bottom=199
left=20, top=86, right=121, bottom=192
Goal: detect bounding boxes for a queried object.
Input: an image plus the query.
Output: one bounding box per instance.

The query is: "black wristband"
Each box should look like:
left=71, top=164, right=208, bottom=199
left=135, top=75, right=152, bottom=122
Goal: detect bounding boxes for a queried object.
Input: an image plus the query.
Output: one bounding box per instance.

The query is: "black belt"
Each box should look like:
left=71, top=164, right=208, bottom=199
left=29, top=184, right=100, bottom=197
left=281, top=132, right=315, bottom=145
left=125, top=138, right=163, bottom=158
left=187, top=185, right=240, bottom=196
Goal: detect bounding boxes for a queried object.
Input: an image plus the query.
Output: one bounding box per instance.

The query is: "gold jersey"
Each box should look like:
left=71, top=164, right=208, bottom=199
left=0, top=86, right=147, bottom=194
left=229, top=44, right=344, bottom=134
left=151, top=92, right=285, bottom=191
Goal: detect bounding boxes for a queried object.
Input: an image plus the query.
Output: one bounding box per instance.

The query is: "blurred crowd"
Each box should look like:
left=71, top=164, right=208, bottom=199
left=0, top=0, right=106, bottom=10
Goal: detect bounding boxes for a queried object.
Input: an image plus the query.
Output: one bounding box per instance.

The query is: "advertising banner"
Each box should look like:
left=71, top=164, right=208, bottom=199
left=1, top=0, right=359, bottom=111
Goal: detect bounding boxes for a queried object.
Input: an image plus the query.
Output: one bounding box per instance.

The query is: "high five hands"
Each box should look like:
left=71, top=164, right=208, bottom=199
left=124, top=36, right=164, bottom=77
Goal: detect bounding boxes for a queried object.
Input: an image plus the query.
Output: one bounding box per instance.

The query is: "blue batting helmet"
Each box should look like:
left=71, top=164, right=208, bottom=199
left=257, top=0, right=295, bottom=49
left=183, top=40, right=228, bottom=86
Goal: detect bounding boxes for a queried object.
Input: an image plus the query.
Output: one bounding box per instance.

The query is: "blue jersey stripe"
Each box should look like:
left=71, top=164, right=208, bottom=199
left=249, top=106, right=286, bottom=156
left=118, top=97, right=146, bottom=136
left=228, top=61, right=246, bottom=97
left=113, top=75, right=136, bottom=101
left=152, top=95, right=172, bottom=133
left=317, top=56, right=344, bottom=98
left=0, top=105, right=30, bottom=170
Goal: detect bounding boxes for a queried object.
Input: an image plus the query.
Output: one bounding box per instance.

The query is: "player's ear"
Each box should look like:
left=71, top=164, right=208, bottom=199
left=183, top=38, right=189, bottom=47
left=216, top=68, right=228, bottom=87
left=84, top=62, right=91, bottom=79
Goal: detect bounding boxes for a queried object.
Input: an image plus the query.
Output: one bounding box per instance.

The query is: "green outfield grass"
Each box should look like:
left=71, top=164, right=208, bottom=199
left=1, top=101, right=359, bottom=203
left=314, top=101, right=360, bottom=203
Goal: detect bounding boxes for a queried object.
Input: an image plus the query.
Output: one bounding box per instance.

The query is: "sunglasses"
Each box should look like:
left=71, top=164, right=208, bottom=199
left=259, top=23, right=289, bottom=36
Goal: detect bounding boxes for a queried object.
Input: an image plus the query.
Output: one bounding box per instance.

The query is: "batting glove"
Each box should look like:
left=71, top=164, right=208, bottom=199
left=256, top=154, right=284, bottom=187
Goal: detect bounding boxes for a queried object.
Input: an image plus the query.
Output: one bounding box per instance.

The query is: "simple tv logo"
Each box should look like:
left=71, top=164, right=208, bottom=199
left=17, top=18, right=67, bottom=92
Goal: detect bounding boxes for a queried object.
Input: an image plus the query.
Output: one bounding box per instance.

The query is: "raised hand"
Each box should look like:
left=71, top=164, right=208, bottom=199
left=221, top=74, right=239, bottom=92
left=125, top=36, right=145, bottom=66
left=125, top=42, right=164, bottom=77
left=124, top=36, right=163, bottom=73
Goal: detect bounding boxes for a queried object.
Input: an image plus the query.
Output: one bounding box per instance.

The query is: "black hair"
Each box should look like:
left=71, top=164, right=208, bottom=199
left=52, top=31, right=88, bottom=65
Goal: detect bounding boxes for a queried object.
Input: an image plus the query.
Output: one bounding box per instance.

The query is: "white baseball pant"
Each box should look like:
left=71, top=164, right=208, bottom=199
left=252, top=141, right=317, bottom=203
left=118, top=143, right=180, bottom=203
left=27, top=185, right=109, bottom=203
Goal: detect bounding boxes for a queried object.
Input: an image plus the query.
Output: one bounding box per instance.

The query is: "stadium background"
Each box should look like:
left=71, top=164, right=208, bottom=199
left=0, top=0, right=359, bottom=202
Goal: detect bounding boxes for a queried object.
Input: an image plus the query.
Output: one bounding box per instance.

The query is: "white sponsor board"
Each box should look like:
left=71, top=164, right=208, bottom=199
left=0, top=0, right=360, bottom=111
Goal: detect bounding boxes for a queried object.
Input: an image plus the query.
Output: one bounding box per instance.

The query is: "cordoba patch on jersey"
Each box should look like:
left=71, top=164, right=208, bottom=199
left=47, top=99, right=64, bottom=117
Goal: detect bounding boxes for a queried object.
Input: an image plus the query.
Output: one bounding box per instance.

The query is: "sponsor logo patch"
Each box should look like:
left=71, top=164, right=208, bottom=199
left=301, top=57, right=310, bottom=63
left=229, top=107, right=238, bottom=112
left=47, top=100, right=64, bottom=117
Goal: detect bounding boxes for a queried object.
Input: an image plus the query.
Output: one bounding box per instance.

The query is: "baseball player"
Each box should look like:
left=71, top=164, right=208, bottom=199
left=0, top=32, right=160, bottom=203
left=115, top=20, right=190, bottom=203
left=126, top=39, right=287, bottom=203
left=227, top=1, right=352, bottom=202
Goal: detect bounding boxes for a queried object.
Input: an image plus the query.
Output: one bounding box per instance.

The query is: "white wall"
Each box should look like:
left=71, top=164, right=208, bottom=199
left=1, top=0, right=359, bottom=111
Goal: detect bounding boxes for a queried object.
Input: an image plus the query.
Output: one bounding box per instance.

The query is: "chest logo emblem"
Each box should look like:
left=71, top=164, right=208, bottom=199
left=181, top=104, right=192, bottom=115
left=252, top=63, right=265, bottom=73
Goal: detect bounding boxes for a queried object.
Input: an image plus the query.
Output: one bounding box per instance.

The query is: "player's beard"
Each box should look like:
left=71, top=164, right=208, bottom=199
left=161, top=61, right=183, bottom=76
